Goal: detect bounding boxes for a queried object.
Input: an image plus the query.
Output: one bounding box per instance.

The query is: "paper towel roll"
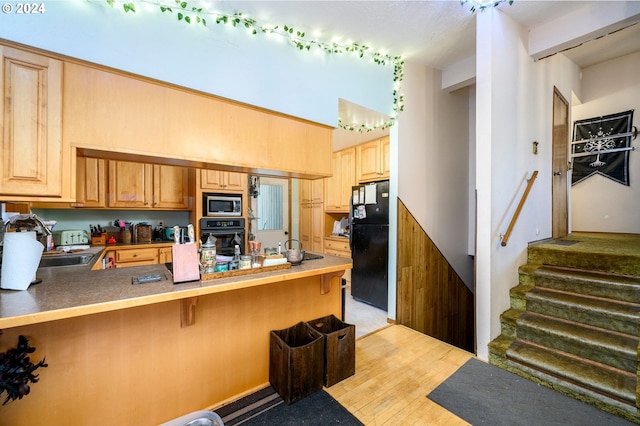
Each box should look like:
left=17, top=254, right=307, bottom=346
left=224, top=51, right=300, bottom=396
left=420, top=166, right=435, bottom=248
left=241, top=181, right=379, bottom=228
left=1, top=231, right=44, bottom=291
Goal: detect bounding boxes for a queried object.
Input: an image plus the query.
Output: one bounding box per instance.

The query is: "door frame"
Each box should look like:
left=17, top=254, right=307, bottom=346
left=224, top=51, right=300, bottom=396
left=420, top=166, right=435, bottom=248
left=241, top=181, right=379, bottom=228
left=552, top=87, right=569, bottom=238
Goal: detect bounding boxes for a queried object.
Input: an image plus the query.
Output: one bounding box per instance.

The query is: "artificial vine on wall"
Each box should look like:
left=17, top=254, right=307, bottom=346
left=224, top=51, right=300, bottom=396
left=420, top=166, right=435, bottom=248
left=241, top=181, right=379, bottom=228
left=103, top=0, right=404, bottom=132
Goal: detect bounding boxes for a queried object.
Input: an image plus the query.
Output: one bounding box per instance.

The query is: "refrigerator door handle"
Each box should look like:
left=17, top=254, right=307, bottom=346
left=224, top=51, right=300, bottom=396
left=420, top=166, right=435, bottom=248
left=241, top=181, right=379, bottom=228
left=349, top=196, right=353, bottom=250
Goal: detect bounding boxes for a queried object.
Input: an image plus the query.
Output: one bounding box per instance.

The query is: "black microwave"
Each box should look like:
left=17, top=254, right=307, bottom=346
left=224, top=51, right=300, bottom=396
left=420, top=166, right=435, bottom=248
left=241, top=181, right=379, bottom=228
left=203, top=193, right=242, bottom=217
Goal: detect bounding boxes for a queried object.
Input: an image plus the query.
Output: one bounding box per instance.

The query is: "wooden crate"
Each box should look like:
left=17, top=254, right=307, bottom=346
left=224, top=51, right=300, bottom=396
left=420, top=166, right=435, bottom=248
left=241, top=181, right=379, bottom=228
left=269, top=321, right=324, bottom=404
left=307, top=314, right=356, bottom=387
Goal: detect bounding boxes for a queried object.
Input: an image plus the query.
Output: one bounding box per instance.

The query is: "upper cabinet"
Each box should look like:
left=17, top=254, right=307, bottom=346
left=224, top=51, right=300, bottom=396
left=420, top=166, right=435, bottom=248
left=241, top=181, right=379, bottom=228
left=0, top=45, right=71, bottom=200
left=299, top=178, right=324, bottom=204
left=75, top=157, right=106, bottom=208
left=324, top=147, right=355, bottom=213
left=356, top=136, right=390, bottom=183
left=200, top=170, right=247, bottom=192
left=153, top=165, right=192, bottom=209
left=108, top=160, right=192, bottom=210
left=108, top=161, right=152, bottom=208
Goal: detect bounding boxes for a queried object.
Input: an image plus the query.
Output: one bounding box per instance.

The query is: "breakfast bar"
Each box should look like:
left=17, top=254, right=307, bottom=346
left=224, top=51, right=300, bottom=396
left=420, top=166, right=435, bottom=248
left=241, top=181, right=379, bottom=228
left=0, top=254, right=351, bottom=425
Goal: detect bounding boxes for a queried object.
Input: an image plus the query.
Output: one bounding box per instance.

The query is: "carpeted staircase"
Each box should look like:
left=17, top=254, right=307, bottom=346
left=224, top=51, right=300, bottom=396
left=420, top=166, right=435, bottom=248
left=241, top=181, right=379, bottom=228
left=489, top=233, right=640, bottom=423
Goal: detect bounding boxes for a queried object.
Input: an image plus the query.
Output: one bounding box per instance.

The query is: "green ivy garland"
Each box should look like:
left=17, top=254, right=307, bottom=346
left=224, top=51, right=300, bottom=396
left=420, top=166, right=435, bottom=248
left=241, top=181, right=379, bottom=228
left=104, top=0, right=404, bottom=133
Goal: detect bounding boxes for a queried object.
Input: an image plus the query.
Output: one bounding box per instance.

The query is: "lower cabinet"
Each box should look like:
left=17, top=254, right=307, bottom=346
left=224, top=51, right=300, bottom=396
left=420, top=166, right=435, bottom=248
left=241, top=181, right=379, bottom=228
left=99, top=245, right=173, bottom=269
left=324, top=237, right=352, bottom=287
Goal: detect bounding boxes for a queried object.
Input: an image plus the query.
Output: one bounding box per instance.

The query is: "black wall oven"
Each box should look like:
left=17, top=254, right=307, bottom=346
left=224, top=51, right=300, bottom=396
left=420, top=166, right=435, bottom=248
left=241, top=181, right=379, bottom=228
left=199, top=218, right=245, bottom=256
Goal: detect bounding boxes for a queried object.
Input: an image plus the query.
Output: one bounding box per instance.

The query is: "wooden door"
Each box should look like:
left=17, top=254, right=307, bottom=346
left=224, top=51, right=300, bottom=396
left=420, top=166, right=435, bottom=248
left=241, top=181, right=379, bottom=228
left=0, top=46, right=63, bottom=196
left=552, top=88, right=569, bottom=238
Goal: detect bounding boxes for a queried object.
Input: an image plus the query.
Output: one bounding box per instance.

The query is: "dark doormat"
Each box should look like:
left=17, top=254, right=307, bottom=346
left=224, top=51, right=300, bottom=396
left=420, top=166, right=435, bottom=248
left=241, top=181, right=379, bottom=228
left=215, top=386, right=363, bottom=425
left=427, top=358, right=634, bottom=425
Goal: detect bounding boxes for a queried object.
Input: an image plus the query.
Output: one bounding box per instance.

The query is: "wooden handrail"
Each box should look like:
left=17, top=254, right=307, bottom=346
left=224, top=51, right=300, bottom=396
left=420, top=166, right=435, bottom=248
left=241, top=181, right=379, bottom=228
left=501, top=170, right=538, bottom=247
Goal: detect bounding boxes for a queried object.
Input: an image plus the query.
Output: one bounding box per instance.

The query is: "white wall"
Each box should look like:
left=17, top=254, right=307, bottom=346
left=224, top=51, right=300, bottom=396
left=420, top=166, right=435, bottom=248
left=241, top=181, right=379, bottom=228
left=397, top=63, right=474, bottom=290
left=0, top=1, right=393, bottom=127
left=571, top=52, right=640, bottom=233
left=475, top=9, right=581, bottom=360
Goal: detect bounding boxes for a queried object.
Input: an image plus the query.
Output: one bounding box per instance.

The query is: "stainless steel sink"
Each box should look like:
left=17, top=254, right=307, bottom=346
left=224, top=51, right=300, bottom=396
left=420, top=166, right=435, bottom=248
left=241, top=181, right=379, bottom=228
left=39, top=254, right=95, bottom=268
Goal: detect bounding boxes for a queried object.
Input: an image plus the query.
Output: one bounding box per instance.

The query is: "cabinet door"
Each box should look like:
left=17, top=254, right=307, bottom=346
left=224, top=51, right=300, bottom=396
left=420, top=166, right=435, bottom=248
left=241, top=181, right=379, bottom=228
left=224, top=172, right=247, bottom=191
left=0, top=46, right=63, bottom=196
left=158, top=247, right=173, bottom=264
left=324, top=152, right=341, bottom=210
left=311, top=203, right=324, bottom=253
left=201, top=170, right=246, bottom=191
left=201, top=170, right=225, bottom=189
left=299, top=203, right=312, bottom=249
left=339, top=147, right=356, bottom=210
left=299, top=179, right=323, bottom=204
left=356, top=140, right=381, bottom=183
left=75, top=157, right=106, bottom=208
left=108, top=161, right=152, bottom=208
left=153, top=164, right=191, bottom=209
left=380, top=136, right=390, bottom=179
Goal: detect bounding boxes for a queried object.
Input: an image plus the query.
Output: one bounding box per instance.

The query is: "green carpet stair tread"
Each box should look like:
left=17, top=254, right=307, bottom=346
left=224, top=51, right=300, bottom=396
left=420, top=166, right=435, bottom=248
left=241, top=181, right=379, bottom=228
left=516, top=312, right=638, bottom=373
left=499, top=308, right=523, bottom=338
left=505, top=340, right=637, bottom=406
left=534, top=266, right=640, bottom=302
left=526, top=287, right=640, bottom=335
left=527, top=233, right=640, bottom=276
left=510, top=283, right=534, bottom=311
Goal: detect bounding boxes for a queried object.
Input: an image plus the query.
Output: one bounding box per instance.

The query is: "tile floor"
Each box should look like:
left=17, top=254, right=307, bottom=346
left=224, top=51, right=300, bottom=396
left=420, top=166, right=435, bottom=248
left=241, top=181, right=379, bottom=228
left=343, top=289, right=389, bottom=338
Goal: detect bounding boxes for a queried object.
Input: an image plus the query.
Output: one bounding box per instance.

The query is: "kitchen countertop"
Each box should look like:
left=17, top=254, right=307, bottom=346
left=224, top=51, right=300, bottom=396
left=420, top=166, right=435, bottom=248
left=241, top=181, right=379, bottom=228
left=0, top=250, right=351, bottom=329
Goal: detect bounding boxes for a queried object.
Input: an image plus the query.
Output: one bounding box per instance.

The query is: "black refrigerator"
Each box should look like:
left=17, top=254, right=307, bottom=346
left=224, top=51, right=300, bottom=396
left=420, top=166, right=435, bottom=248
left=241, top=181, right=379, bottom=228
left=349, top=180, right=389, bottom=310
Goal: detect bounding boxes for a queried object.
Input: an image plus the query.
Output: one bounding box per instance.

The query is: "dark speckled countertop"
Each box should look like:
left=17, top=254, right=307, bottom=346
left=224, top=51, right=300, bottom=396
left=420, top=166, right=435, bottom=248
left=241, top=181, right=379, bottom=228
left=0, top=250, right=351, bottom=329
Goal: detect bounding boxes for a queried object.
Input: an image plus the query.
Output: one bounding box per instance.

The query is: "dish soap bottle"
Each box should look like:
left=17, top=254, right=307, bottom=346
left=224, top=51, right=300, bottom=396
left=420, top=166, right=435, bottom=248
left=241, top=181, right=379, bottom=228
left=230, top=244, right=240, bottom=270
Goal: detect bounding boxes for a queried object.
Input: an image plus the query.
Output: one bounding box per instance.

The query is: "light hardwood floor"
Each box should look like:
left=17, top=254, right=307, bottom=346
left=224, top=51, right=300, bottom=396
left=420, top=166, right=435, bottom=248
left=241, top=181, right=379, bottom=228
left=325, top=325, right=474, bottom=425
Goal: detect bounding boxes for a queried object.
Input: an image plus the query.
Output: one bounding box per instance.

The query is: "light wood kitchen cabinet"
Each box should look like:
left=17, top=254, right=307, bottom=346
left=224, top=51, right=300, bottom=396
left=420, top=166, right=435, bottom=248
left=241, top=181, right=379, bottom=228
left=108, top=161, right=192, bottom=209
left=0, top=45, right=69, bottom=199
left=200, top=170, right=247, bottom=192
left=158, top=247, right=173, bottom=264
left=74, top=157, right=107, bottom=208
left=153, top=165, right=192, bottom=209
left=108, top=161, right=152, bottom=208
left=357, top=136, right=390, bottom=183
left=299, top=179, right=324, bottom=253
left=324, top=147, right=355, bottom=213
left=324, top=236, right=352, bottom=285
left=299, top=178, right=324, bottom=204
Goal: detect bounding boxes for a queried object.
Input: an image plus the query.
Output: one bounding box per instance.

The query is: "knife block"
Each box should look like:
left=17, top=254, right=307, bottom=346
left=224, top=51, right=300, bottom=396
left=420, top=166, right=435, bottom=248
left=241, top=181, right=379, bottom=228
left=171, top=244, right=200, bottom=283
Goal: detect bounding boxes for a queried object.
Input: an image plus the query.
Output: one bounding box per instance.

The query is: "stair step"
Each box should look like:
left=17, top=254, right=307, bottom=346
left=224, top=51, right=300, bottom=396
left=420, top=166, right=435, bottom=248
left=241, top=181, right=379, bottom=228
left=499, top=309, right=523, bottom=338
left=506, top=340, right=637, bottom=407
left=534, top=266, right=640, bottom=303
left=526, top=287, right=640, bottom=336
left=516, top=312, right=638, bottom=373
left=527, top=233, right=640, bottom=276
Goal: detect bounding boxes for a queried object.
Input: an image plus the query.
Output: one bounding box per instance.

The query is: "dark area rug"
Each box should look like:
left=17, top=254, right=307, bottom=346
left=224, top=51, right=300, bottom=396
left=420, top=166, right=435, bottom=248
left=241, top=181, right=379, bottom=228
left=427, top=358, right=634, bottom=425
left=215, top=386, right=362, bottom=425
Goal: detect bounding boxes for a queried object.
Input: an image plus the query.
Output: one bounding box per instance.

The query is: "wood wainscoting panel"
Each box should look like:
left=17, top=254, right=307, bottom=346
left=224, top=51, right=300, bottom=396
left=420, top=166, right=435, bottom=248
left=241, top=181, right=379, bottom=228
left=396, top=199, right=474, bottom=352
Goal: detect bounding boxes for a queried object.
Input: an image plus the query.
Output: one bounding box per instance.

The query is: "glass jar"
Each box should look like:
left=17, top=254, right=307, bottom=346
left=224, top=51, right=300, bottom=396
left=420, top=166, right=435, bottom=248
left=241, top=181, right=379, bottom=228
left=200, top=234, right=217, bottom=273
left=239, top=255, right=252, bottom=270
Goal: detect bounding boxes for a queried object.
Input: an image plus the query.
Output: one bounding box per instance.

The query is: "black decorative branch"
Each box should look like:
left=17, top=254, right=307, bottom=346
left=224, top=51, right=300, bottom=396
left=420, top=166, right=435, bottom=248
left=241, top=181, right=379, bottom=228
left=0, top=335, right=48, bottom=405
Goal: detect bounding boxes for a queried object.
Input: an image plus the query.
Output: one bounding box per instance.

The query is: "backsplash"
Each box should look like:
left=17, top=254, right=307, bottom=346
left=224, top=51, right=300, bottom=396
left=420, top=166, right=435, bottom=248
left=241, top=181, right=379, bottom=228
left=30, top=208, right=190, bottom=235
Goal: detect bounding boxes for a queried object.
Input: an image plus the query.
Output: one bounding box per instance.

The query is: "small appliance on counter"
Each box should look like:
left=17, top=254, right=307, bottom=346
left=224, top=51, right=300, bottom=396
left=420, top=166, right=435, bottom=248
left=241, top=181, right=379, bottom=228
left=53, top=230, right=90, bottom=246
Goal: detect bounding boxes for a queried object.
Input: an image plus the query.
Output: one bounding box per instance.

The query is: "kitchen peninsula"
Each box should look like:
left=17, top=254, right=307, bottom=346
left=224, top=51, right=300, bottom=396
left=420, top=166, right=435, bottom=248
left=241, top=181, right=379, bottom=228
left=0, top=254, right=351, bottom=425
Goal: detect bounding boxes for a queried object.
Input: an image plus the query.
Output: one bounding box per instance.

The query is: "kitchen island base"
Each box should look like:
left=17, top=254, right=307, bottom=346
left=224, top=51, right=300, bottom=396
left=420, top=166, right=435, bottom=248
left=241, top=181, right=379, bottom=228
left=0, top=273, right=343, bottom=425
